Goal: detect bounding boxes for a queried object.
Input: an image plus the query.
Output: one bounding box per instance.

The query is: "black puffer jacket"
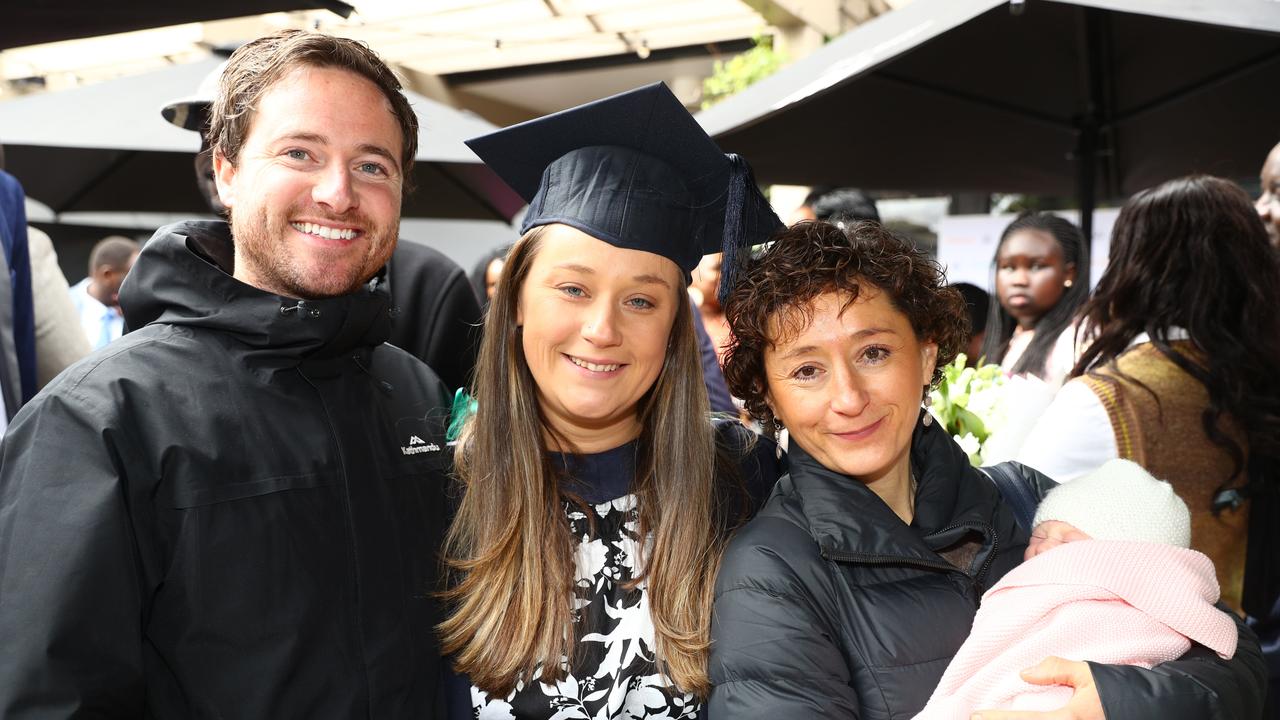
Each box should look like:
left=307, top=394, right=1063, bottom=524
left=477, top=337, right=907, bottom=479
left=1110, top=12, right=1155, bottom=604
left=708, top=418, right=1266, bottom=719
left=0, top=222, right=455, bottom=718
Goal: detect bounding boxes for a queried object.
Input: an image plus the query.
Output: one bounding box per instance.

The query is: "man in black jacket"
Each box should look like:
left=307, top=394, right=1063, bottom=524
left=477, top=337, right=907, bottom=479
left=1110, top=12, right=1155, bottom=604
left=164, top=58, right=482, bottom=394
left=0, top=30, right=454, bottom=718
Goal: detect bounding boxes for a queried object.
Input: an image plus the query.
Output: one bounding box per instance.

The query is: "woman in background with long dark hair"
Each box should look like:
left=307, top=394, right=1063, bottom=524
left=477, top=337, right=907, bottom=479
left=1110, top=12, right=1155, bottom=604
left=980, top=212, right=1089, bottom=386
left=1018, top=175, right=1280, bottom=625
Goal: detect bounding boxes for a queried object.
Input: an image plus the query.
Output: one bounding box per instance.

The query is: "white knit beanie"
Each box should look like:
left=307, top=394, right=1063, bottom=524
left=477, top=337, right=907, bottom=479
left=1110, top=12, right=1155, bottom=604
left=1032, top=458, right=1191, bottom=547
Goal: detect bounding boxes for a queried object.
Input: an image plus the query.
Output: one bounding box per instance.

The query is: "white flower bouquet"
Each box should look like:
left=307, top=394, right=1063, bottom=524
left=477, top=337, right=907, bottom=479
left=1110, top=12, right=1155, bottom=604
left=928, top=354, right=1060, bottom=466
left=928, top=354, right=1008, bottom=466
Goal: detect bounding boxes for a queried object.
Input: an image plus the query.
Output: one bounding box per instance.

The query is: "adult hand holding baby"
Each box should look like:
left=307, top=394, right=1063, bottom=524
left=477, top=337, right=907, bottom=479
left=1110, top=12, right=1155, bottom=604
left=972, top=657, right=1103, bottom=720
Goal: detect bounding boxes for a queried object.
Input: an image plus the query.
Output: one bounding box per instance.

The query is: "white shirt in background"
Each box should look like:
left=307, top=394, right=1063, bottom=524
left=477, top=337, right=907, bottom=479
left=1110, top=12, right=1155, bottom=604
left=1000, top=323, right=1079, bottom=390
left=1016, top=329, right=1190, bottom=483
left=69, top=278, right=124, bottom=351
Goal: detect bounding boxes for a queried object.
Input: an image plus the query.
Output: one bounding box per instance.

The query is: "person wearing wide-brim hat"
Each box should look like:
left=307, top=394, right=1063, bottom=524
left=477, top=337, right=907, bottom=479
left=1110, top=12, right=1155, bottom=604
left=440, top=82, right=784, bottom=719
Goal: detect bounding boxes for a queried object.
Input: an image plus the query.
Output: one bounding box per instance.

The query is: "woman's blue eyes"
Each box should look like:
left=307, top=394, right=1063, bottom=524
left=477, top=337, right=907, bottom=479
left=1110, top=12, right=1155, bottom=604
left=557, top=286, right=654, bottom=309
left=286, top=149, right=310, bottom=161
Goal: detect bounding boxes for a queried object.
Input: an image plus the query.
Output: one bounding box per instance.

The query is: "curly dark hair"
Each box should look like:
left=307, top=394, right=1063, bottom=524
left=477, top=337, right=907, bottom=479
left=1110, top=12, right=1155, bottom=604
left=722, top=221, right=968, bottom=434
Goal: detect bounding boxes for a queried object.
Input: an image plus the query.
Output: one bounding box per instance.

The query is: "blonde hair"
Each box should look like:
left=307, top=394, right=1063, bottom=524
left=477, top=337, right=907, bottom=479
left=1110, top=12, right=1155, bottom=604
left=440, top=228, right=734, bottom=697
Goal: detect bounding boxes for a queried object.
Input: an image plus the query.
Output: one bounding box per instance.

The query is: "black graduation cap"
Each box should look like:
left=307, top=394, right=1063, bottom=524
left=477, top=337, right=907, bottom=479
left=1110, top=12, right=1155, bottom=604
left=465, top=82, right=781, bottom=300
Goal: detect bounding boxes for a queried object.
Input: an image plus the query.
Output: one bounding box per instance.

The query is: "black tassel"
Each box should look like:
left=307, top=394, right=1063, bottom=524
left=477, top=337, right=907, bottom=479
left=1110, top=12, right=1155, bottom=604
left=718, top=153, right=779, bottom=307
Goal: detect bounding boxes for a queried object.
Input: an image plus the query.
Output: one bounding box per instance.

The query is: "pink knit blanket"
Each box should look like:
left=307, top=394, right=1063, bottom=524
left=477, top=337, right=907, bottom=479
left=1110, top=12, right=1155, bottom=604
left=914, top=540, right=1236, bottom=718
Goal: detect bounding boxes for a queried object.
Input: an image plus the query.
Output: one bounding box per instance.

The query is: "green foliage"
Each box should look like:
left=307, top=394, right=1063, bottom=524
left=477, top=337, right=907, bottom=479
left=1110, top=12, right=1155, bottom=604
left=701, top=35, right=786, bottom=109
left=929, top=354, right=1007, bottom=466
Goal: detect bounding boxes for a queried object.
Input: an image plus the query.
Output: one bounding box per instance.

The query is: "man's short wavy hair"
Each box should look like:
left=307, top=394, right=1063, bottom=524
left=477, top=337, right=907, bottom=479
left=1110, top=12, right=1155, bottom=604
left=722, top=221, right=969, bottom=434
left=209, top=30, right=418, bottom=185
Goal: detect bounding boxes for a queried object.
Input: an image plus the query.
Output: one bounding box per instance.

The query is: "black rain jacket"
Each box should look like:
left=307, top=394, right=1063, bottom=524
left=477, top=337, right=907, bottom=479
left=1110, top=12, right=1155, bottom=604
left=385, top=239, right=482, bottom=395
left=0, top=221, right=454, bottom=718
left=708, top=417, right=1267, bottom=719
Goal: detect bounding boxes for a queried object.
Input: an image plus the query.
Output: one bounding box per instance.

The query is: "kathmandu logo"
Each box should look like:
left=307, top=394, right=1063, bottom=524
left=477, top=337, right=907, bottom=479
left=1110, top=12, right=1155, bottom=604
left=401, top=434, right=440, bottom=455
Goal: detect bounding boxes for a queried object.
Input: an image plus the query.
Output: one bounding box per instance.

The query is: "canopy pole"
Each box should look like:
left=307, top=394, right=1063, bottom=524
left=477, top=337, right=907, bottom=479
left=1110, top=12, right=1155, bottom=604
left=1076, top=125, right=1096, bottom=278
left=1073, top=6, right=1113, bottom=284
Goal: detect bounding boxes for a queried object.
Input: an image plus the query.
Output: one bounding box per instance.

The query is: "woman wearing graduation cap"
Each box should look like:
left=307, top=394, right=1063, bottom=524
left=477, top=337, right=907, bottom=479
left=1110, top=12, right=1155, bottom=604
left=440, top=83, right=784, bottom=718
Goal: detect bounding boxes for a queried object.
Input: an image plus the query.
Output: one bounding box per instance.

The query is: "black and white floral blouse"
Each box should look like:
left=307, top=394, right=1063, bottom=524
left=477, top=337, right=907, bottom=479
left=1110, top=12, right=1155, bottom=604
left=463, top=424, right=782, bottom=720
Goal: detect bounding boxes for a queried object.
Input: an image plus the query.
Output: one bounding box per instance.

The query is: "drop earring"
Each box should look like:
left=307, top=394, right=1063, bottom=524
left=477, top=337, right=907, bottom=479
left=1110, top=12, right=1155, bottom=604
left=921, top=385, right=934, bottom=426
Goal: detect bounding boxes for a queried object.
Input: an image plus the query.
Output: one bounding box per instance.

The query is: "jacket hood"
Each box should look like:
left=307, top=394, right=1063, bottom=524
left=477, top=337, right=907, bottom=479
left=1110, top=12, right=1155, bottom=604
left=120, top=220, right=394, bottom=363
left=788, top=411, right=1002, bottom=563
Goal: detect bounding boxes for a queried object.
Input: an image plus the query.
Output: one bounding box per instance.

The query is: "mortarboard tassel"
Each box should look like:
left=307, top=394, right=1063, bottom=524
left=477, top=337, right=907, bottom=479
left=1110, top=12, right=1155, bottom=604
left=718, top=153, right=772, bottom=307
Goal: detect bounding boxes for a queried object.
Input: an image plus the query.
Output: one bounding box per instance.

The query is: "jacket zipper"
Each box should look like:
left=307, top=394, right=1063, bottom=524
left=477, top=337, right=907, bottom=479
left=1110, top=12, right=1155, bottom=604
left=351, top=352, right=394, bottom=393
left=929, top=520, right=1001, bottom=592
left=821, top=520, right=1001, bottom=595
left=298, top=368, right=375, bottom=713
left=819, top=549, right=955, bottom=573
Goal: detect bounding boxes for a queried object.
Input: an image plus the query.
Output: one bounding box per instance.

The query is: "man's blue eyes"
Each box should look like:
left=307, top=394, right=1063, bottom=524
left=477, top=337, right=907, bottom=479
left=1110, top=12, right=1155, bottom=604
left=283, top=151, right=387, bottom=176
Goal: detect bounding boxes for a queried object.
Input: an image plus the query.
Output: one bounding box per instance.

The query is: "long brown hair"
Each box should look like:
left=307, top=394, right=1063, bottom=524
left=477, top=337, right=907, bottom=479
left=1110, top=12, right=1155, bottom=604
left=440, top=227, right=732, bottom=697
left=1071, top=175, right=1280, bottom=492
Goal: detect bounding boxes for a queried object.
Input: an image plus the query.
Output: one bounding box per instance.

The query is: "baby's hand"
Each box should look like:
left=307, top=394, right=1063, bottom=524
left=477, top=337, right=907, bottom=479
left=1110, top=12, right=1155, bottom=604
left=1024, top=521, right=1092, bottom=562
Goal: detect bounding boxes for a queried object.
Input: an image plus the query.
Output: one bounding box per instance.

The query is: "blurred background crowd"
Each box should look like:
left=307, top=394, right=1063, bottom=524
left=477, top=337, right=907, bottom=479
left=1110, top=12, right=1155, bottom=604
left=1, top=0, right=1278, bottom=699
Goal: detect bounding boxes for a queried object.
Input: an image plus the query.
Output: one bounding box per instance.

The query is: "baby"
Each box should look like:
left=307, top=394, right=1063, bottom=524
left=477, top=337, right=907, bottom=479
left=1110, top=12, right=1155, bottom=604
left=916, top=459, right=1238, bottom=718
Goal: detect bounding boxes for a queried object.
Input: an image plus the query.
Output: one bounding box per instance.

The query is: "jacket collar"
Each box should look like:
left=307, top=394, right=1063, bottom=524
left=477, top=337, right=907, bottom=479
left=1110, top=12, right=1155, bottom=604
left=121, top=220, right=393, bottom=365
left=787, top=413, right=1001, bottom=564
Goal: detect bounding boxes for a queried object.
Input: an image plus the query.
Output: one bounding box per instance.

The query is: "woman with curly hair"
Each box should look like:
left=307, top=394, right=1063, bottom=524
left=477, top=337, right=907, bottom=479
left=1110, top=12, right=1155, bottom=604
left=1017, top=175, right=1280, bottom=622
left=707, top=220, right=1266, bottom=719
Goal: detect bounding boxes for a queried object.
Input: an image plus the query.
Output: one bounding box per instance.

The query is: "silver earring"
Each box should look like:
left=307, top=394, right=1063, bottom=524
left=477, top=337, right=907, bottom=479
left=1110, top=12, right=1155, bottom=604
left=921, top=385, right=934, bottom=426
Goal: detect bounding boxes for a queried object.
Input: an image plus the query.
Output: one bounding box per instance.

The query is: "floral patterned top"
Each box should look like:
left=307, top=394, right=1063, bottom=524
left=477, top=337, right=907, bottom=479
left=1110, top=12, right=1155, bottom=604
left=471, top=442, right=697, bottom=720
left=459, top=423, right=783, bottom=720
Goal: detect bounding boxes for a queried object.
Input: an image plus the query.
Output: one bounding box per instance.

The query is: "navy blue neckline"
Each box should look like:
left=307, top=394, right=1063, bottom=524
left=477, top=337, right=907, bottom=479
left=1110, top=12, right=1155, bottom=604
left=550, top=440, right=638, bottom=505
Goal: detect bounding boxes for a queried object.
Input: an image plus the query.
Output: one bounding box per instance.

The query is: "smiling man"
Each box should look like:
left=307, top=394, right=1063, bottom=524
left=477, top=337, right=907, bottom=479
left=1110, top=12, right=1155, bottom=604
left=213, top=61, right=403, bottom=298
left=162, top=58, right=482, bottom=396
left=0, top=31, right=454, bottom=718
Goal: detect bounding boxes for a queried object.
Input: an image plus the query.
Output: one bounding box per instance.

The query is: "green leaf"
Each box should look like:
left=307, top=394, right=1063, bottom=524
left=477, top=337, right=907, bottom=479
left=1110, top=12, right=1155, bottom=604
left=701, top=35, right=787, bottom=109
left=952, top=406, right=989, bottom=442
